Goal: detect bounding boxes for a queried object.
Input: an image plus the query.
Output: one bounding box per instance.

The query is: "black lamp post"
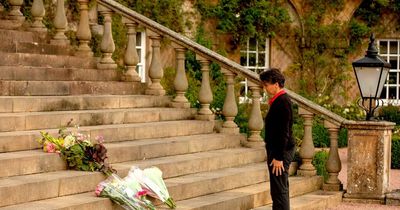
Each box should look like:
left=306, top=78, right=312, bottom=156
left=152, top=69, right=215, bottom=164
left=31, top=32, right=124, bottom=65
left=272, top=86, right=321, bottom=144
left=352, top=34, right=391, bottom=121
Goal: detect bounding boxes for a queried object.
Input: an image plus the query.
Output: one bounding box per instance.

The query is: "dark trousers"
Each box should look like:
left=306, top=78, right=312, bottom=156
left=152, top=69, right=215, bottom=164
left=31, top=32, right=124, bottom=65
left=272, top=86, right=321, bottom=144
left=267, top=149, right=295, bottom=210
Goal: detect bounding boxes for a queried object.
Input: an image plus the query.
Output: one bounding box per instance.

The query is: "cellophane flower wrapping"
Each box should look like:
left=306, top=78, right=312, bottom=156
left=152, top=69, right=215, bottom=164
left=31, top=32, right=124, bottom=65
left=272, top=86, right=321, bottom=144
left=96, top=173, right=155, bottom=210
left=130, top=166, right=176, bottom=209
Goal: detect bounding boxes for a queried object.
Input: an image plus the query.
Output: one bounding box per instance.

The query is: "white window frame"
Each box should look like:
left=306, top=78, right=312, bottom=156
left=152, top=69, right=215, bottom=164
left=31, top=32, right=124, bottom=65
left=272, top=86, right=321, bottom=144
left=239, top=38, right=270, bottom=103
left=136, top=31, right=146, bottom=83
left=378, top=39, right=400, bottom=106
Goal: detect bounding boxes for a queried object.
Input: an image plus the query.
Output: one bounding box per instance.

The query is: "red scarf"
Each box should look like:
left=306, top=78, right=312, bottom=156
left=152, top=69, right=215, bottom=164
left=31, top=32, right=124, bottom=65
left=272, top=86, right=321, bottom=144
left=268, top=89, right=286, bottom=105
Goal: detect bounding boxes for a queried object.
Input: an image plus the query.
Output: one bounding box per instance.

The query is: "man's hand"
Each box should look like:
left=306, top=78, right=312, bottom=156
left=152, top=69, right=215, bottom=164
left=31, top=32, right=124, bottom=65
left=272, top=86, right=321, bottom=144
left=270, top=158, right=284, bottom=176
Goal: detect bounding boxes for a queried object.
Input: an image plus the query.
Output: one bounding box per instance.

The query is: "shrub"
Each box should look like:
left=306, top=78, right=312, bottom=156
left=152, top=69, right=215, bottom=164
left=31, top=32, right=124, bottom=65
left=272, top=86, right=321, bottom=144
left=338, top=128, right=348, bottom=148
left=379, top=105, right=400, bottom=124
left=392, top=133, right=400, bottom=169
left=312, top=150, right=329, bottom=181
left=312, top=121, right=330, bottom=148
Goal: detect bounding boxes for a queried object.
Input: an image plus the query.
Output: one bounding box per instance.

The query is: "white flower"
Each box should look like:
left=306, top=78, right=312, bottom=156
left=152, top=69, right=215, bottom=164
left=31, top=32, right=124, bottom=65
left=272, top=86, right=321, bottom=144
left=64, top=135, right=76, bottom=148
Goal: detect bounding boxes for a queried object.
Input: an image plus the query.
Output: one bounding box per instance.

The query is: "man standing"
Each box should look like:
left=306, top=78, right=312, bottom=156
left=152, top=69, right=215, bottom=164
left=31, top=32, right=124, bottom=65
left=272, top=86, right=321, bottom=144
left=260, top=68, right=295, bottom=210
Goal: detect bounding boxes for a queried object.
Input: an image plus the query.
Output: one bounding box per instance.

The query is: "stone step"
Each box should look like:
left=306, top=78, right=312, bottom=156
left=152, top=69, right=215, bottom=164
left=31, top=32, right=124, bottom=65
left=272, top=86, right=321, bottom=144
left=252, top=190, right=343, bottom=210
left=0, top=29, right=38, bottom=43
left=112, top=147, right=265, bottom=178
left=0, top=162, right=267, bottom=207
left=0, top=41, right=74, bottom=55
left=0, top=52, right=98, bottom=69
left=0, top=66, right=122, bottom=81
left=156, top=176, right=323, bottom=210
left=0, top=133, right=244, bottom=178
left=0, top=95, right=171, bottom=113
left=0, top=120, right=214, bottom=152
left=0, top=80, right=144, bottom=96
left=0, top=176, right=323, bottom=210
left=0, top=107, right=196, bottom=132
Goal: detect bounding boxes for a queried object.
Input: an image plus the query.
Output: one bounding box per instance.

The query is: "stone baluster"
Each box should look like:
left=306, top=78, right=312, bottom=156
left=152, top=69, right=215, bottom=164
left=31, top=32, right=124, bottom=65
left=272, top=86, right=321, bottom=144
left=171, top=47, right=190, bottom=108
left=30, top=0, right=45, bottom=32
left=145, top=35, right=165, bottom=95
left=97, top=6, right=116, bottom=69
left=88, top=1, right=102, bottom=35
left=7, top=0, right=25, bottom=22
left=51, top=0, right=69, bottom=45
left=297, top=107, right=317, bottom=176
left=221, top=70, right=239, bottom=133
left=245, top=82, right=264, bottom=147
left=195, top=57, right=214, bottom=121
left=123, top=20, right=141, bottom=81
left=76, top=0, right=93, bottom=57
left=323, top=120, right=343, bottom=191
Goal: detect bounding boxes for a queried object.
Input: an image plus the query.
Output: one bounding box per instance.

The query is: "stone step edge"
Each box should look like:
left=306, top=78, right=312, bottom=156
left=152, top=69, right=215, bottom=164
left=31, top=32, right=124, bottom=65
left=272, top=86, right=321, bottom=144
left=0, top=134, right=245, bottom=178
left=0, top=107, right=196, bottom=132
left=0, top=176, right=322, bottom=210
left=0, top=162, right=267, bottom=207
left=0, top=120, right=215, bottom=153
left=155, top=176, right=324, bottom=210
left=252, top=190, right=343, bottom=210
left=0, top=95, right=172, bottom=113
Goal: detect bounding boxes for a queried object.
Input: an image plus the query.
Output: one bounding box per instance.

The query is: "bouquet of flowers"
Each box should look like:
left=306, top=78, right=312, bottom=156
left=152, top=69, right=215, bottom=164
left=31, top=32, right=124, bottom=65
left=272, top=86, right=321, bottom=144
left=95, top=173, right=155, bottom=210
left=96, top=166, right=176, bottom=209
left=38, top=123, right=113, bottom=174
left=129, top=166, right=176, bottom=209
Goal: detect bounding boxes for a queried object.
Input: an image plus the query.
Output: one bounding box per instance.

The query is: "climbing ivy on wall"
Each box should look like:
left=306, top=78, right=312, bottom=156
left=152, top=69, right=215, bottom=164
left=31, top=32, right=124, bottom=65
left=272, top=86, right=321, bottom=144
left=194, top=0, right=291, bottom=46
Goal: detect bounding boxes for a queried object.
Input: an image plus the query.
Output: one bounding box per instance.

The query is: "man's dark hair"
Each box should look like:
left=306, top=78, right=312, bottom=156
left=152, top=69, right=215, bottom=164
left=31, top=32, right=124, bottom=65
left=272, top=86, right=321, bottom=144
left=259, top=68, right=285, bottom=88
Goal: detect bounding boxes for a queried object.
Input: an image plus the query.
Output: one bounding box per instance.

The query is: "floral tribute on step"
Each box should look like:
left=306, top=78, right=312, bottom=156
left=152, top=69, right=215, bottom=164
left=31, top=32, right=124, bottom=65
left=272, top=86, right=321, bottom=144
left=95, top=166, right=176, bottom=210
left=37, top=124, right=114, bottom=174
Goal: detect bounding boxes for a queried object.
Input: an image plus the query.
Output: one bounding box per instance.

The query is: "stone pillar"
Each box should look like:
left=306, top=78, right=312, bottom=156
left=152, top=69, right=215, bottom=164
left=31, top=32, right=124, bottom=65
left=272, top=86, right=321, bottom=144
left=30, top=0, right=46, bottom=32
left=51, top=0, right=69, bottom=45
left=195, top=57, right=214, bottom=121
left=123, top=21, right=141, bottom=81
left=297, top=107, right=317, bottom=176
left=245, top=82, right=264, bottom=148
left=323, top=120, right=343, bottom=191
left=171, top=47, right=190, bottom=108
left=344, top=121, right=395, bottom=203
left=145, top=35, right=166, bottom=96
left=75, top=0, right=93, bottom=57
left=221, top=70, right=239, bottom=134
left=7, top=0, right=25, bottom=21
left=97, top=7, right=116, bottom=69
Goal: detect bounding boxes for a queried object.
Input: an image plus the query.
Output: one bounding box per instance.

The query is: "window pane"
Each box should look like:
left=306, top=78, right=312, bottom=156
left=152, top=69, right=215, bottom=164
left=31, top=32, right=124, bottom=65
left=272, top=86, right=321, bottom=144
left=389, top=56, right=398, bottom=69
left=388, top=72, right=397, bottom=84
left=390, top=41, right=398, bottom=54
left=136, top=33, right=142, bottom=46
left=240, top=53, right=247, bottom=66
left=258, top=53, right=266, bottom=67
left=249, top=38, right=257, bottom=51
left=136, top=49, right=141, bottom=62
left=379, top=41, right=388, bottom=54
left=249, top=53, right=256, bottom=66
left=389, top=86, right=397, bottom=99
left=258, top=40, right=266, bottom=51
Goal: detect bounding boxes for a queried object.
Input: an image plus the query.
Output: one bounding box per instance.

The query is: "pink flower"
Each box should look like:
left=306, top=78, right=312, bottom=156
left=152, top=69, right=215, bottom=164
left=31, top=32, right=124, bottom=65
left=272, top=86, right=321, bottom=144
left=135, top=190, right=148, bottom=198
left=46, top=143, right=56, bottom=153
left=94, top=184, right=104, bottom=196
left=95, top=135, right=104, bottom=144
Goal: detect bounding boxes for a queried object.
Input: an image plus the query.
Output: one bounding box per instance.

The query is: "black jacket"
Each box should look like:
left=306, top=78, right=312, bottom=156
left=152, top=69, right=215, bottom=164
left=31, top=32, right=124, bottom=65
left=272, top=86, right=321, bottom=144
left=264, top=93, right=295, bottom=161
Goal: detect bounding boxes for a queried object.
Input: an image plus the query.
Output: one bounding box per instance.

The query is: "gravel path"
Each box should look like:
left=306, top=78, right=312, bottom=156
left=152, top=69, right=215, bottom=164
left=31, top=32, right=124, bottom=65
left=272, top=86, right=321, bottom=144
left=327, top=148, right=400, bottom=210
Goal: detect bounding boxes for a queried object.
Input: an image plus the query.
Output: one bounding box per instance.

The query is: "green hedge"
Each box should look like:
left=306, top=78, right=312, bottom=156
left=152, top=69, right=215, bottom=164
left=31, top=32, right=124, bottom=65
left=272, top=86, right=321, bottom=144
left=312, top=150, right=329, bottom=181
left=392, top=134, right=400, bottom=169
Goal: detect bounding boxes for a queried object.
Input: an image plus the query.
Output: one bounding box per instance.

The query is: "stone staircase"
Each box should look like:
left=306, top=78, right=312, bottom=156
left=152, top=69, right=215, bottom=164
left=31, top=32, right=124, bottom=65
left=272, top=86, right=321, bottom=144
left=0, top=8, right=344, bottom=210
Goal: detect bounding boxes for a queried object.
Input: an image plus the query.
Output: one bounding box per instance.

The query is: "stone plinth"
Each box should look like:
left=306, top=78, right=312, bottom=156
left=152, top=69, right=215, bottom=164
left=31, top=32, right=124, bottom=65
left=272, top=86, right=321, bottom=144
left=344, top=120, right=395, bottom=203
